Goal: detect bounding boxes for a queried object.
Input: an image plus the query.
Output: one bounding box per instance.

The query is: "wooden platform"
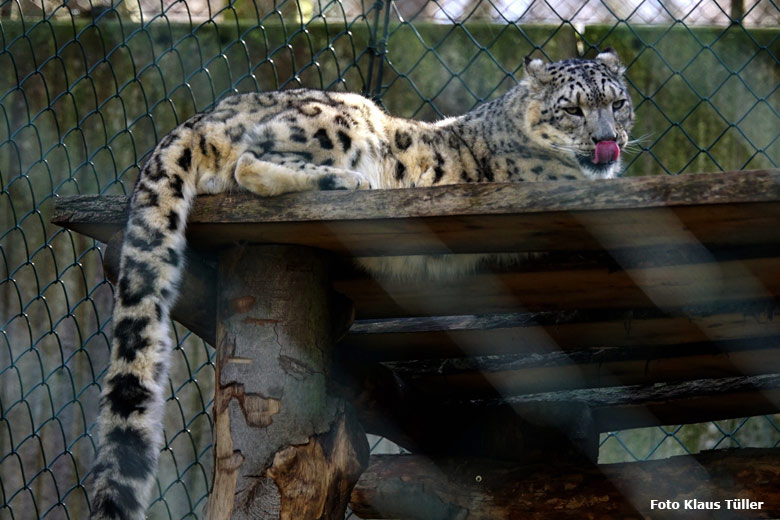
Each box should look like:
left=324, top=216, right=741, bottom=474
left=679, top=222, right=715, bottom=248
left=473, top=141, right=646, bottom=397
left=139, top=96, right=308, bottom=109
left=54, top=169, right=780, bottom=254
left=54, top=169, right=780, bottom=517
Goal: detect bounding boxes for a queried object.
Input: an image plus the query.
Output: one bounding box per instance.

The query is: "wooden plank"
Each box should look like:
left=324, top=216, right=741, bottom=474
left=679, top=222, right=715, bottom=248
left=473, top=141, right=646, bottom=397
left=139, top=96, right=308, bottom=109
left=52, top=170, right=780, bottom=256
left=342, top=306, right=780, bottom=361
left=336, top=257, right=780, bottom=318
left=500, top=374, right=780, bottom=431
left=385, top=337, right=780, bottom=374
left=350, top=450, right=780, bottom=519
left=391, top=344, right=780, bottom=398
left=53, top=170, right=780, bottom=223
left=176, top=202, right=780, bottom=255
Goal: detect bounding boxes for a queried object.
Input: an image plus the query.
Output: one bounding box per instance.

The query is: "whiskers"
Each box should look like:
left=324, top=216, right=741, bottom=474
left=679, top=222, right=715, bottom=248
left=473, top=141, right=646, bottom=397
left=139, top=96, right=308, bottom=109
left=549, top=142, right=590, bottom=155
left=622, top=134, right=652, bottom=154
left=550, top=135, right=651, bottom=156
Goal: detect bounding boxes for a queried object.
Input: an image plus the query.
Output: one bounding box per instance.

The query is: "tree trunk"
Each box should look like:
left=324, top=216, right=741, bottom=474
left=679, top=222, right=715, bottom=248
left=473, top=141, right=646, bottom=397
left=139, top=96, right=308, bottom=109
left=207, top=245, right=368, bottom=519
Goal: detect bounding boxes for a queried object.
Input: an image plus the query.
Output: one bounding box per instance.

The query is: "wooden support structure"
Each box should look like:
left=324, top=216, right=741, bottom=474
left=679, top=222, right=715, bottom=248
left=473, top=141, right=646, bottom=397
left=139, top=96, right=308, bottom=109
left=52, top=169, right=780, bottom=518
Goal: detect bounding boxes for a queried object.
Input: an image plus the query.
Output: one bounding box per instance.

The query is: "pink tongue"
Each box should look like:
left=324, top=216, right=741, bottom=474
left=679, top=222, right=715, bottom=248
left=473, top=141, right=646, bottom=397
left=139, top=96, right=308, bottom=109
left=593, top=140, right=620, bottom=164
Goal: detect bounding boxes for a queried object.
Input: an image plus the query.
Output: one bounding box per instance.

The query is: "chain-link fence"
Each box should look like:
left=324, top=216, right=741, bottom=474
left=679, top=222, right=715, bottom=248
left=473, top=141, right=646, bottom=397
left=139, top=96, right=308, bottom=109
left=1, top=0, right=779, bottom=518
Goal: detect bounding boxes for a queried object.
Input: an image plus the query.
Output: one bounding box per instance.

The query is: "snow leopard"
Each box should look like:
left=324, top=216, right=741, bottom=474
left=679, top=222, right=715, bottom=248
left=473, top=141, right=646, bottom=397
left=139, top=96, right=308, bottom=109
left=89, top=49, right=634, bottom=519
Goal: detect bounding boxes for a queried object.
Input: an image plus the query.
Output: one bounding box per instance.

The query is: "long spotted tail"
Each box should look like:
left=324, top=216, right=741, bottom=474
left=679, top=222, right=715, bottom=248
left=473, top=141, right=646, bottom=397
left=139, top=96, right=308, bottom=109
left=89, top=126, right=199, bottom=519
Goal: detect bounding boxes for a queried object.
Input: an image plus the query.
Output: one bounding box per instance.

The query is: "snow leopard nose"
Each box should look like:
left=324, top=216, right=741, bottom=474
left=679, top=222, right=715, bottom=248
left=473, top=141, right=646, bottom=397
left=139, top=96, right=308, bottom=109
left=591, top=109, right=618, bottom=144
left=592, top=134, right=617, bottom=144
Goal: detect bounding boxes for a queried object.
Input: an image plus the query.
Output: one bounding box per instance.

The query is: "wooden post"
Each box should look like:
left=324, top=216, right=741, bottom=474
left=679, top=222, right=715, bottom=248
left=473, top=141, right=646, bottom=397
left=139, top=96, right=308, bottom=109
left=207, top=245, right=368, bottom=519
left=731, top=0, right=744, bottom=21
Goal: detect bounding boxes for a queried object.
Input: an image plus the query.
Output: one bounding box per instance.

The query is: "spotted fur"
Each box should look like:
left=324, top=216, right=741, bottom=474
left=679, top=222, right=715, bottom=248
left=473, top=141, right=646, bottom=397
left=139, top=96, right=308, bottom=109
left=89, top=50, right=633, bottom=519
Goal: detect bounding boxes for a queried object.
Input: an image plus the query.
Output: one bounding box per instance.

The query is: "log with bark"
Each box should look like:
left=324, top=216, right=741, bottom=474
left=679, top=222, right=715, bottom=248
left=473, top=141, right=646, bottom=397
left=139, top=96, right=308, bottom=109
left=206, top=245, right=367, bottom=519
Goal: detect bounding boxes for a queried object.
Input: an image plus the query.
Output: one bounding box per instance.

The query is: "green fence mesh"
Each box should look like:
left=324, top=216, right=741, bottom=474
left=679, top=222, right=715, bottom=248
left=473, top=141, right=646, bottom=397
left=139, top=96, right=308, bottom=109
left=1, top=0, right=779, bottom=518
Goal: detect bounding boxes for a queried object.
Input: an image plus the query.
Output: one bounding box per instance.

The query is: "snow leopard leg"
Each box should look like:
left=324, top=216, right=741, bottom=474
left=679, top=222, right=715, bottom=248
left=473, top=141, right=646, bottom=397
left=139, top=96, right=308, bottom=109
left=234, top=152, right=371, bottom=196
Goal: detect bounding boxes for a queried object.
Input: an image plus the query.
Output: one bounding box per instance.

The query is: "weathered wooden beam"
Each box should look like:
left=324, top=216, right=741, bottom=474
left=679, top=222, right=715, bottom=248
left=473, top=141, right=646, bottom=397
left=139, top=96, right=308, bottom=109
left=336, top=256, right=780, bottom=318
left=53, top=170, right=780, bottom=225
left=387, top=343, right=780, bottom=399
left=505, top=373, right=780, bottom=431
left=52, top=170, right=780, bottom=255
left=350, top=449, right=780, bottom=519
left=207, top=245, right=367, bottom=519
left=343, top=304, right=780, bottom=361
left=334, top=365, right=780, bottom=447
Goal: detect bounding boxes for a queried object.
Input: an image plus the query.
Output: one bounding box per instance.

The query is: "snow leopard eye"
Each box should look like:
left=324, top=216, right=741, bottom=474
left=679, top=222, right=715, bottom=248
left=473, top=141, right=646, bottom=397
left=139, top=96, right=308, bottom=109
left=563, top=106, right=583, bottom=116
left=612, top=99, right=626, bottom=111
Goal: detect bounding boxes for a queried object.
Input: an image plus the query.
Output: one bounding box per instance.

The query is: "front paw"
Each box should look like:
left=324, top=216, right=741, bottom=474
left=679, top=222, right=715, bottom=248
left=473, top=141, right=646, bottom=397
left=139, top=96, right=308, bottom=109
left=318, top=171, right=370, bottom=191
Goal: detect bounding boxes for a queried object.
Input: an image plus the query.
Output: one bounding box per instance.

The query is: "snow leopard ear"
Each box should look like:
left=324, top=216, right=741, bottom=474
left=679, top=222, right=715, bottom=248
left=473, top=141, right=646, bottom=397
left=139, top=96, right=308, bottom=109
left=595, top=47, right=625, bottom=76
left=524, top=56, right=553, bottom=84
